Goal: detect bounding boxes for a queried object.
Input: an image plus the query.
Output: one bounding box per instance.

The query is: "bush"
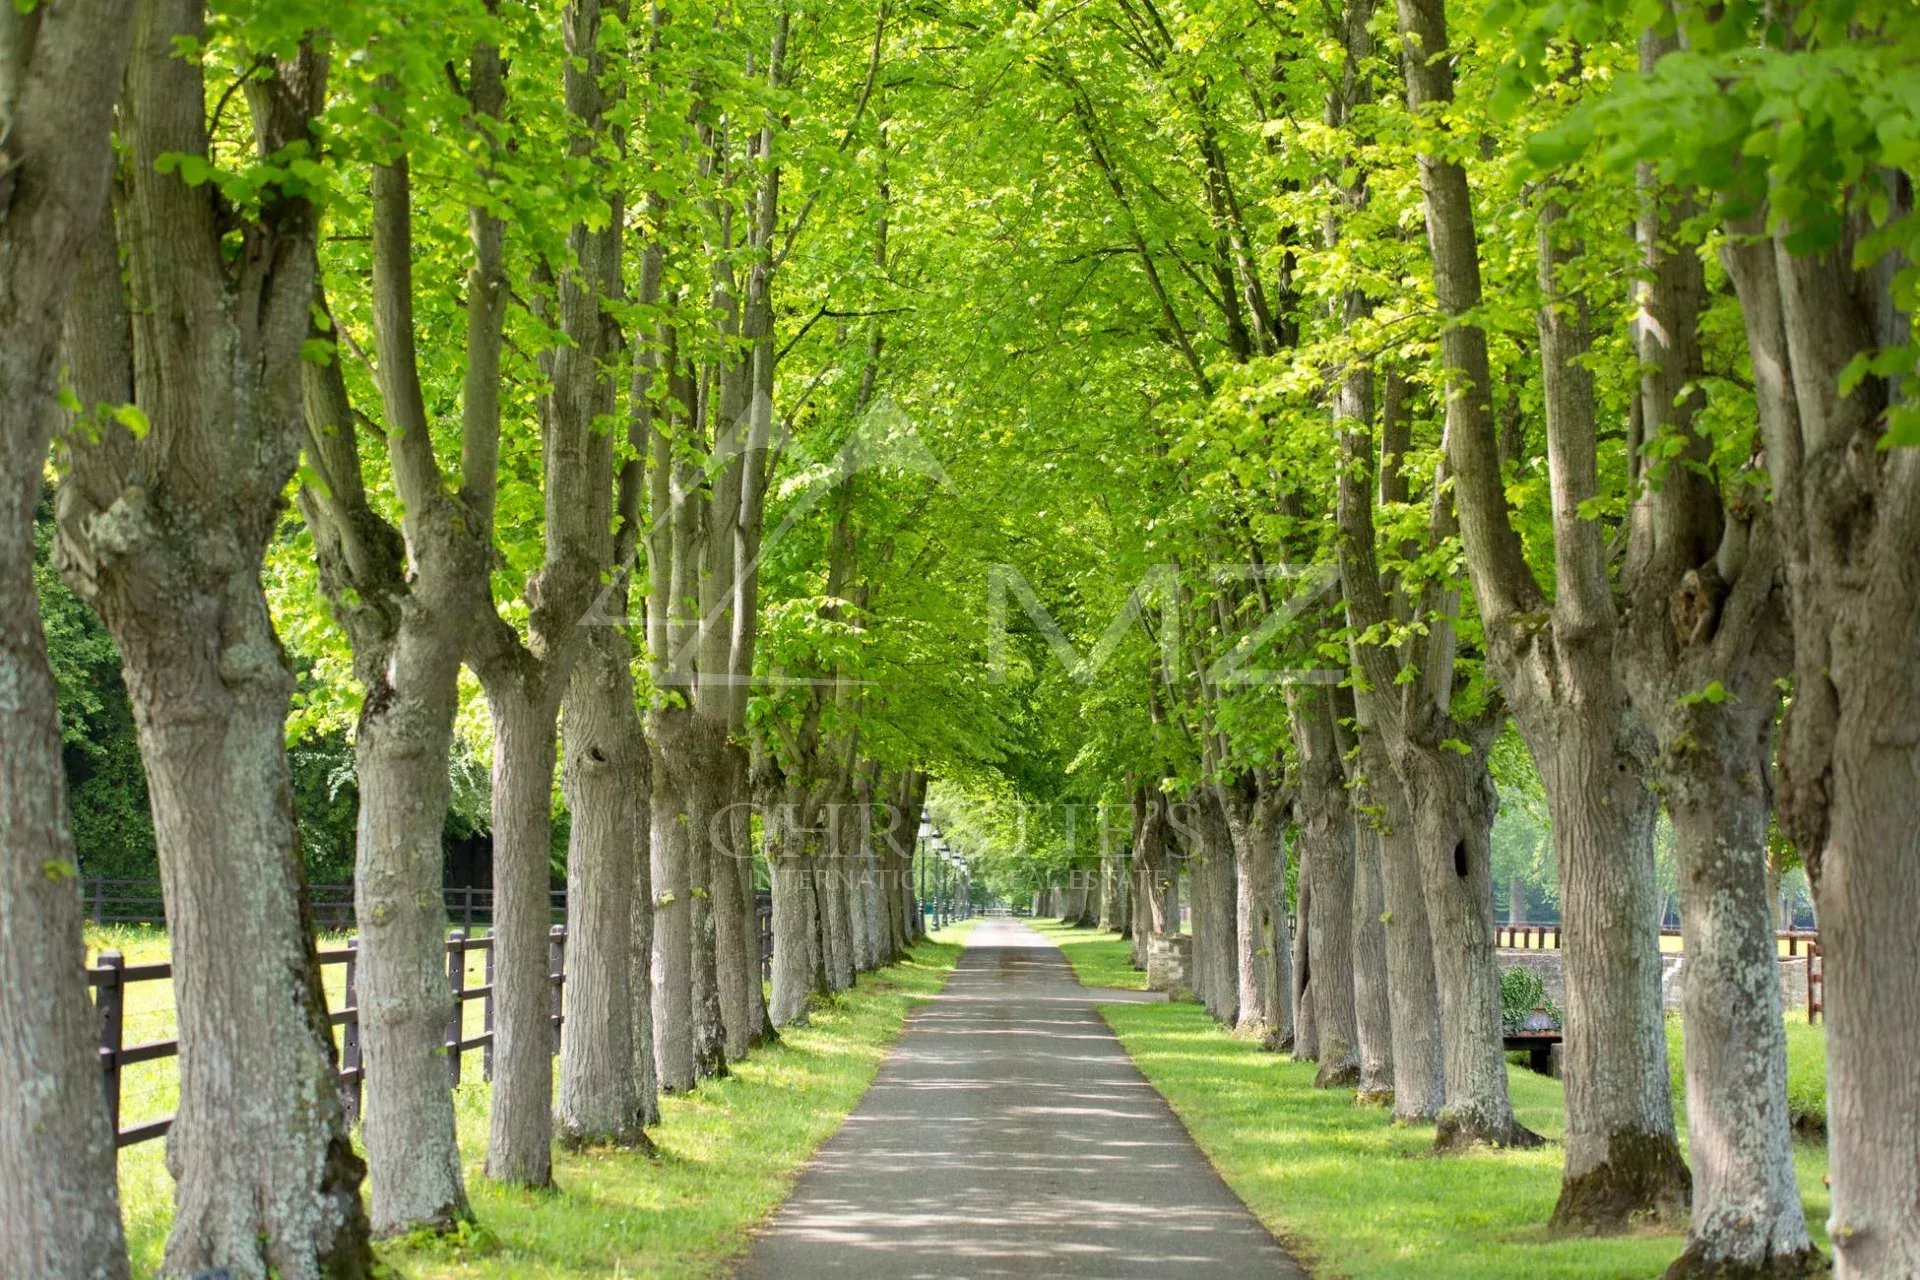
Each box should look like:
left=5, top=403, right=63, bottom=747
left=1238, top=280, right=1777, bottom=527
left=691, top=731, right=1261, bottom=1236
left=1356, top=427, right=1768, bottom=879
left=1500, top=966, right=1560, bottom=1033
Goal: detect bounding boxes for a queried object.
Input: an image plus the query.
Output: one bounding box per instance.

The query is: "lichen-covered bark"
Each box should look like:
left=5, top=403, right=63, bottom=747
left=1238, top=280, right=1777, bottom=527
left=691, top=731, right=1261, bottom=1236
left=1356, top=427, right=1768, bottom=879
left=557, top=626, right=652, bottom=1149
left=648, top=731, right=694, bottom=1092
left=1350, top=815, right=1397, bottom=1105
left=1721, top=205, right=1920, bottom=1280
left=1291, top=691, right=1359, bottom=1087
left=0, top=1, right=135, bottom=1270
left=482, top=680, right=563, bottom=1188
left=1619, top=122, right=1815, bottom=1273
left=56, top=15, right=372, bottom=1272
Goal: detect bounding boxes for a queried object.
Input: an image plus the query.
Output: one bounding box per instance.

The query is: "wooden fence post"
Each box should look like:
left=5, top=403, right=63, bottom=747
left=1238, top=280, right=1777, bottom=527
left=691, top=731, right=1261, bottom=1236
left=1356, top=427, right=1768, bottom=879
left=446, top=930, right=466, bottom=1088
left=343, top=939, right=362, bottom=1125
left=483, top=942, right=495, bottom=1082
left=549, top=925, right=566, bottom=1056
left=95, top=950, right=123, bottom=1142
left=463, top=886, right=475, bottom=934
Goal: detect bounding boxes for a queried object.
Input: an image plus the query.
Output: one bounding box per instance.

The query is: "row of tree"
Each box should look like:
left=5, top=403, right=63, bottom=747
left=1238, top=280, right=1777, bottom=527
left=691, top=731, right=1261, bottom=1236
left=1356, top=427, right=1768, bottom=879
left=905, top=1, right=1913, bottom=1278
left=3, top=1, right=981, bottom=1276
left=1, top=0, right=1914, bottom=1279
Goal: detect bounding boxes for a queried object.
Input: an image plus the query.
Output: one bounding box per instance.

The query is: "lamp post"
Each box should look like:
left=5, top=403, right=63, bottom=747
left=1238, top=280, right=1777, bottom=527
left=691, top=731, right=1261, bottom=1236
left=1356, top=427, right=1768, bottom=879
left=916, top=819, right=933, bottom=938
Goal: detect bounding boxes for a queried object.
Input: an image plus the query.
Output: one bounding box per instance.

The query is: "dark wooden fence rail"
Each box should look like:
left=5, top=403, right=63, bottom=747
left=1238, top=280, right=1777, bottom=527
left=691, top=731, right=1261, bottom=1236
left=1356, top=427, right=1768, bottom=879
left=90, top=889, right=777, bottom=1149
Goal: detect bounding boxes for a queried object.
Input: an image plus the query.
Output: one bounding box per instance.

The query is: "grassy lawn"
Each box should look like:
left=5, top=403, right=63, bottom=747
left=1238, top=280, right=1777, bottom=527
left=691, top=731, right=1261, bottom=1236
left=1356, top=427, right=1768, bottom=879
left=1045, top=925, right=1831, bottom=1280
left=106, top=921, right=976, bottom=1278
left=1028, top=918, right=1146, bottom=990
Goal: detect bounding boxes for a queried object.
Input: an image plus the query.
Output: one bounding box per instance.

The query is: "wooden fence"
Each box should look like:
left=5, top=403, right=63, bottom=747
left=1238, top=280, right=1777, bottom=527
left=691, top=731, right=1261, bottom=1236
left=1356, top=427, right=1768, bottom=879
left=90, top=890, right=776, bottom=1149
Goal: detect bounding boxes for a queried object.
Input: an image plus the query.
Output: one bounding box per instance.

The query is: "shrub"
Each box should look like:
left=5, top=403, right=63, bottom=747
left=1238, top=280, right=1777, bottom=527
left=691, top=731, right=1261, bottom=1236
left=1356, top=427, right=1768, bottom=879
left=1500, top=966, right=1560, bottom=1033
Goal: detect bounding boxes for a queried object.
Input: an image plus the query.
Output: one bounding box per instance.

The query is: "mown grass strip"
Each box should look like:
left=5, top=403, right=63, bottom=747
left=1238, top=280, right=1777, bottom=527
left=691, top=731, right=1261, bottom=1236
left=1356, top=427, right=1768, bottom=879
left=1044, top=923, right=1831, bottom=1280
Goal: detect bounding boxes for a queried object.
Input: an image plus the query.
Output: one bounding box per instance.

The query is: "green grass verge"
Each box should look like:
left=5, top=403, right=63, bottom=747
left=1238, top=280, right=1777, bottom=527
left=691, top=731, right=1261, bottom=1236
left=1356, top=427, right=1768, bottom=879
left=1028, top=918, right=1147, bottom=990
left=114, top=921, right=976, bottom=1279
left=1051, top=929, right=1831, bottom=1280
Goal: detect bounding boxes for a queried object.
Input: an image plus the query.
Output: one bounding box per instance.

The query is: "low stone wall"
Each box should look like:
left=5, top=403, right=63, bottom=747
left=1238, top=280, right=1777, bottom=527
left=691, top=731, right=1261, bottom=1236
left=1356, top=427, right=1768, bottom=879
left=1147, top=934, right=1194, bottom=1000
left=1498, top=948, right=1813, bottom=1012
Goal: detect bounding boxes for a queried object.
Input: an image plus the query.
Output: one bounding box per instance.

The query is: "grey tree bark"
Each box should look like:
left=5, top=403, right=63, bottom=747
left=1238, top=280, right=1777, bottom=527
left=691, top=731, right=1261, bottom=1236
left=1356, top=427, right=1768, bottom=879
left=1290, top=690, right=1359, bottom=1087
left=56, top=15, right=373, bottom=1274
left=295, top=69, right=518, bottom=1226
left=1396, top=0, right=1677, bottom=1202
left=558, top=619, right=653, bottom=1149
left=1349, top=811, right=1397, bottom=1106
left=1614, top=96, right=1815, bottom=1273
left=1291, top=869, right=1318, bottom=1062
left=1720, top=191, right=1920, bottom=1278
left=0, top=3, right=135, bottom=1272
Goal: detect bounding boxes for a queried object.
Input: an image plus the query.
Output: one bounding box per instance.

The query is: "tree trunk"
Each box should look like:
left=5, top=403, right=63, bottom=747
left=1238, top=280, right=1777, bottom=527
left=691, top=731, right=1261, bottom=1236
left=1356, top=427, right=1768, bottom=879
left=1269, top=826, right=1295, bottom=1050
left=556, top=628, right=652, bottom=1149
left=1292, top=868, right=1318, bottom=1061
left=1293, top=693, right=1359, bottom=1086
left=1532, top=708, right=1689, bottom=1227
left=765, top=784, right=821, bottom=1026
left=1662, top=731, right=1815, bottom=1275
left=1351, top=815, right=1397, bottom=1106
left=1721, top=216, right=1920, bottom=1279
left=629, top=744, right=660, bottom=1127
left=1218, top=781, right=1282, bottom=1035
left=353, top=677, right=470, bottom=1230
left=1509, top=874, right=1528, bottom=925
left=823, top=795, right=858, bottom=991
left=54, top=17, right=373, bottom=1271
left=0, top=484, right=130, bottom=1278
left=690, top=718, right=753, bottom=1062
left=482, top=680, right=562, bottom=1187
left=1371, top=769, right=1445, bottom=1121
left=1197, top=795, right=1240, bottom=1026
left=0, top=1, right=135, bottom=1268
left=1402, top=744, right=1540, bottom=1149
left=649, top=732, right=694, bottom=1092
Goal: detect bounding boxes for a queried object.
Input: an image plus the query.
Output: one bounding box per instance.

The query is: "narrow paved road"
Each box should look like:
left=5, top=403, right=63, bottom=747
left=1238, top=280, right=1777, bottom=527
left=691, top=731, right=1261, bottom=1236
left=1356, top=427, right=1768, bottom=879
left=736, top=918, right=1307, bottom=1279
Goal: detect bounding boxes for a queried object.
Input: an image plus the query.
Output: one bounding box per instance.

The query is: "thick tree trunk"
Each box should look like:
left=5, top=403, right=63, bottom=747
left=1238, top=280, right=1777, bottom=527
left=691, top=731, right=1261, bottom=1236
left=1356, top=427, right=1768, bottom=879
left=353, top=682, right=470, bottom=1230
left=1351, top=816, right=1397, bottom=1105
left=1662, top=740, right=1815, bottom=1275
left=0, top=2, right=135, bottom=1267
left=1293, top=693, right=1359, bottom=1086
left=1197, top=796, right=1239, bottom=1026
left=766, top=792, right=821, bottom=1026
left=1403, top=745, right=1539, bottom=1149
left=0, top=486, right=128, bottom=1278
left=1269, top=826, right=1295, bottom=1049
left=1302, top=803, right=1359, bottom=1086
left=557, top=629, right=652, bottom=1148
left=1371, top=770, right=1445, bottom=1121
left=822, top=795, right=857, bottom=991
left=688, top=719, right=753, bottom=1062
left=679, top=743, right=731, bottom=1078
left=1218, top=782, right=1282, bottom=1035
left=482, top=681, right=562, bottom=1187
left=1531, top=708, right=1689, bottom=1227
left=1508, top=874, right=1528, bottom=925
left=55, top=19, right=372, bottom=1270
left=1713, top=218, right=1920, bottom=1275
left=135, top=625, right=371, bottom=1277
